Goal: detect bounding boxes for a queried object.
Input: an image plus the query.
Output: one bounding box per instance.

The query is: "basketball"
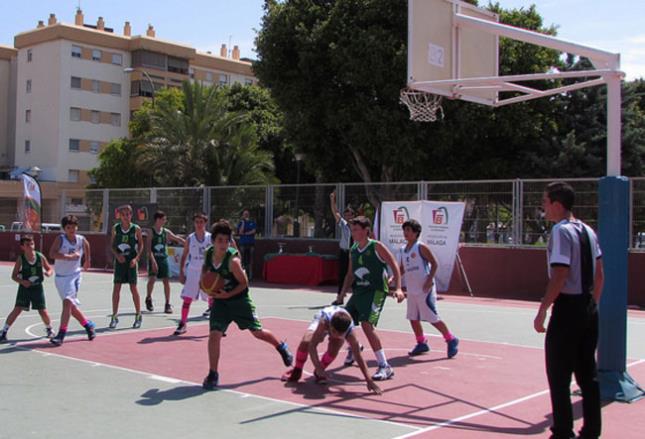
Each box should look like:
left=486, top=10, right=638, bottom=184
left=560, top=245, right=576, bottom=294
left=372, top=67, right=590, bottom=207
left=200, top=271, right=225, bottom=295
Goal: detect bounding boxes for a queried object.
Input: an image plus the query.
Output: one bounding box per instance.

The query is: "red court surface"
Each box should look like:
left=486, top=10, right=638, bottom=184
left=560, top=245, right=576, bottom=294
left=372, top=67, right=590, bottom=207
left=23, top=318, right=645, bottom=438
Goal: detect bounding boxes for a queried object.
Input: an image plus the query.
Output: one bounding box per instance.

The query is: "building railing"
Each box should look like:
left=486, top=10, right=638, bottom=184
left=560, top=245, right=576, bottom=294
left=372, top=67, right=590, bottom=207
left=5, top=177, right=644, bottom=250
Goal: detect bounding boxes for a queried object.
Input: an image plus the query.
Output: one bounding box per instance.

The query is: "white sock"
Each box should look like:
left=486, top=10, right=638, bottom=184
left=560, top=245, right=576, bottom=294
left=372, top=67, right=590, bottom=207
left=375, top=349, right=388, bottom=367
left=2, top=323, right=9, bottom=332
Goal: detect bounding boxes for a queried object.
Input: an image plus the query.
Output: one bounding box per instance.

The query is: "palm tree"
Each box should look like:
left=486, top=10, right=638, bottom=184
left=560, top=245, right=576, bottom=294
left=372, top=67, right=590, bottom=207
left=135, top=81, right=275, bottom=187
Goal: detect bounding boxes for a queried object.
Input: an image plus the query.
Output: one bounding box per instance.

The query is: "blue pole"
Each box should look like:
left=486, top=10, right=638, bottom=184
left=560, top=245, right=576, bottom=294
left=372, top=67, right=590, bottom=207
left=597, top=176, right=644, bottom=402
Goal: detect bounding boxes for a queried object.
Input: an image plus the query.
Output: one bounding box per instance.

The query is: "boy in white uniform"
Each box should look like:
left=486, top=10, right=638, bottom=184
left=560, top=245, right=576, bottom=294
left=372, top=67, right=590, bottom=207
left=175, top=212, right=211, bottom=335
left=399, top=219, right=459, bottom=358
left=49, top=215, right=96, bottom=345
left=281, top=305, right=381, bottom=395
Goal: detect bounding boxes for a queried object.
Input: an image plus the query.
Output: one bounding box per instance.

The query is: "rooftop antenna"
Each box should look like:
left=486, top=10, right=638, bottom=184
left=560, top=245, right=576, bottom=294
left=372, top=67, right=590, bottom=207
left=228, top=35, right=232, bottom=57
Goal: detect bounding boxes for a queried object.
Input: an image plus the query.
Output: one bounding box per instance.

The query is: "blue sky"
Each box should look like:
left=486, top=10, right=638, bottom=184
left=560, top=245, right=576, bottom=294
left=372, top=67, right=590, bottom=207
left=1, top=0, right=643, bottom=80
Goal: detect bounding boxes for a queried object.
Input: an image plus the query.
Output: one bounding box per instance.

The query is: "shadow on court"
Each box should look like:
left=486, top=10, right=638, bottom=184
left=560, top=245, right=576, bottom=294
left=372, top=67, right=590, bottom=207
left=137, top=385, right=205, bottom=406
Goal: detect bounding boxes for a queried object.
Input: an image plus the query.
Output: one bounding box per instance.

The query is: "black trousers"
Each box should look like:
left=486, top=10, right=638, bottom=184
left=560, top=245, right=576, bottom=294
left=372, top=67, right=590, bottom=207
left=240, top=244, right=254, bottom=280
left=545, top=293, right=601, bottom=439
left=337, top=249, right=350, bottom=295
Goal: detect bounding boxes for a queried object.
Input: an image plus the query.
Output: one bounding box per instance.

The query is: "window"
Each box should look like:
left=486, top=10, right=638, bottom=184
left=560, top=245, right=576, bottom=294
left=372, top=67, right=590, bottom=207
left=245, top=78, right=254, bottom=86
left=91, top=110, right=100, bottom=124
left=110, top=113, right=121, bottom=127
left=89, top=174, right=97, bottom=185
left=219, top=74, right=228, bottom=86
left=25, top=110, right=31, bottom=123
left=111, top=53, right=123, bottom=65
left=205, top=71, right=213, bottom=82
left=27, top=49, right=32, bottom=62
left=69, top=139, right=80, bottom=152
left=90, top=141, right=100, bottom=154
left=110, top=83, right=121, bottom=96
left=132, top=50, right=166, bottom=70
left=71, top=45, right=82, bottom=58
left=68, top=169, right=80, bottom=183
left=25, top=140, right=31, bottom=153
left=71, top=76, right=81, bottom=89
left=92, top=49, right=102, bottom=61
left=189, top=67, right=195, bottom=79
left=91, top=80, right=100, bottom=93
left=26, top=79, right=32, bottom=93
left=70, top=107, right=81, bottom=121
left=167, top=56, right=189, bottom=75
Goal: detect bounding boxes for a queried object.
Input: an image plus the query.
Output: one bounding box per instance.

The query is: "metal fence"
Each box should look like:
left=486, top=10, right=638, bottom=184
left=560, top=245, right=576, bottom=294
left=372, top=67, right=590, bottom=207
left=17, top=177, right=645, bottom=249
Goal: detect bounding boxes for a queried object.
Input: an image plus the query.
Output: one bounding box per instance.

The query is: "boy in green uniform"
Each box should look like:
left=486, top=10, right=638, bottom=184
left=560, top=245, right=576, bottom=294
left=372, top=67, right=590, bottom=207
left=339, top=216, right=404, bottom=381
left=1, top=235, right=54, bottom=342
left=110, top=205, right=144, bottom=329
left=145, top=211, right=185, bottom=314
left=201, top=220, right=293, bottom=390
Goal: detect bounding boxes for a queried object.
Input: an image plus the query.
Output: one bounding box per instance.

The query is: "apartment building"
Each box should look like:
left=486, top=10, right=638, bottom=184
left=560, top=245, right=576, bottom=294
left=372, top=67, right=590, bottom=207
left=7, top=9, right=256, bottom=187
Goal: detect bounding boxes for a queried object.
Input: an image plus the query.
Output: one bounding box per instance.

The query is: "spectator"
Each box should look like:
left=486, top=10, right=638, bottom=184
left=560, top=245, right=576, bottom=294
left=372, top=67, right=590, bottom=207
left=237, top=209, right=257, bottom=281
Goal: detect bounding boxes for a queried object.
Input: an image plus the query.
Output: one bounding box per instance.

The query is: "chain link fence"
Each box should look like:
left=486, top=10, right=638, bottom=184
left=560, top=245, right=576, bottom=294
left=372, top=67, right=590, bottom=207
left=25, top=178, right=639, bottom=249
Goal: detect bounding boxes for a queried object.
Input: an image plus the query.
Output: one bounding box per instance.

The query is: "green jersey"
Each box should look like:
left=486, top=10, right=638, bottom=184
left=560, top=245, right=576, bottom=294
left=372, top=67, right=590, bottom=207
left=20, top=251, right=44, bottom=286
left=204, top=246, right=248, bottom=300
left=350, top=239, right=388, bottom=295
left=151, top=227, right=168, bottom=260
left=113, top=223, right=140, bottom=261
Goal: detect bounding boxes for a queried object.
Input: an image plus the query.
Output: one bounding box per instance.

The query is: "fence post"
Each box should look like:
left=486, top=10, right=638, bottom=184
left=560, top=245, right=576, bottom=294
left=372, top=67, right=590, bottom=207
left=102, top=189, right=109, bottom=234
left=417, top=180, right=427, bottom=200
left=59, top=190, right=67, bottom=223
left=150, top=187, right=157, bottom=204
left=265, top=185, right=273, bottom=237
left=513, top=179, right=523, bottom=245
left=202, top=186, right=209, bottom=220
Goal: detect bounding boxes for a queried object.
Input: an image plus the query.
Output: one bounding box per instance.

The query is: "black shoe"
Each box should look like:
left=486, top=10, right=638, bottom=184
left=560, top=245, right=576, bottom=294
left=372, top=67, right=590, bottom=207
left=164, top=303, right=173, bottom=314
left=84, top=321, right=96, bottom=340
left=202, top=371, right=219, bottom=390
left=145, top=297, right=153, bottom=312
left=0, top=330, right=6, bottom=343
left=331, top=299, right=344, bottom=306
left=50, top=331, right=66, bottom=346
left=277, top=341, right=293, bottom=367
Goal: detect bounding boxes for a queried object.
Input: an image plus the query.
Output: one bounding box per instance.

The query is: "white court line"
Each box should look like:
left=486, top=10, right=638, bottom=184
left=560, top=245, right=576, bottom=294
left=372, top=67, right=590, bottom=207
left=390, top=357, right=645, bottom=438
left=8, top=343, right=420, bottom=433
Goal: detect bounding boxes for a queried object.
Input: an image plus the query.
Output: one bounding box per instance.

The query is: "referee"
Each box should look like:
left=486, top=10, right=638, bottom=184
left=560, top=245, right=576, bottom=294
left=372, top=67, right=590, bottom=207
left=534, top=181, right=604, bottom=439
left=330, top=191, right=354, bottom=305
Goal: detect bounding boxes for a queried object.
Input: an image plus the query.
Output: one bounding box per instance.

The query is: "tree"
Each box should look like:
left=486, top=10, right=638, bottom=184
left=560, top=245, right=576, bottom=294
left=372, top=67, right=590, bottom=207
left=88, top=138, right=150, bottom=188
left=93, top=82, right=276, bottom=188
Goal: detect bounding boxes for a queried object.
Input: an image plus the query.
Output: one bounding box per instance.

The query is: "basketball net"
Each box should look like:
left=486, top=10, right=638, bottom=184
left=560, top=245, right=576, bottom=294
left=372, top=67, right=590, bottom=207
left=399, top=87, right=444, bottom=122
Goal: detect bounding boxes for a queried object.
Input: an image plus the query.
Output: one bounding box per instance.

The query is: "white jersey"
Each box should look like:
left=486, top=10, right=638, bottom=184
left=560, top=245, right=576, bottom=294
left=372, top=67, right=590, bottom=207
left=399, top=241, right=432, bottom=295
left=185, top=232, right=212, bottom=271
left=308, top=306, right=354, bottom=338
left=55, top=234, right=85, bottom=276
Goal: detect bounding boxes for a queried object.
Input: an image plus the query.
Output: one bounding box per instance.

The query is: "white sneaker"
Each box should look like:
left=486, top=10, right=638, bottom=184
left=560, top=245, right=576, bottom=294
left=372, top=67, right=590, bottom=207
left=343, top=349, right=354, bottom=366
left=372, top=365, right=394, bottom=381
left=108, top=315, right=119, bottom=329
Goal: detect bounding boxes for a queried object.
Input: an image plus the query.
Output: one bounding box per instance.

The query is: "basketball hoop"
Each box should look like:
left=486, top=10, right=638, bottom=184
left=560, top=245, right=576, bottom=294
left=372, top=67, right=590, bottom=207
left=400, top=87, right=444, bottom=122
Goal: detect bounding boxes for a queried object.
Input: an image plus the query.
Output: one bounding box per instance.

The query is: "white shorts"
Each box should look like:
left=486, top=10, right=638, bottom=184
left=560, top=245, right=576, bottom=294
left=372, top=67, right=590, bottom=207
left=55, top=273, right=82, bottom=306
left=307, top=311, right=325, bottom=333
left=406, top=284, right=440, bottom=324
left=181, top=266, right=208, bottom=301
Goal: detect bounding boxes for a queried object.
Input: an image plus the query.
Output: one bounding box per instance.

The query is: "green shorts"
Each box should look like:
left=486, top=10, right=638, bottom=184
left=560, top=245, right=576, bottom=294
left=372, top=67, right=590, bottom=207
left=345, top=289, right=388, bottom=327
left=209, top=294, right=262, bottom=333
left=148, top=257, right=169, bottom=279
left=15, top=285, right=46, bottom=310
left=114, top=259, right=138, bottom=284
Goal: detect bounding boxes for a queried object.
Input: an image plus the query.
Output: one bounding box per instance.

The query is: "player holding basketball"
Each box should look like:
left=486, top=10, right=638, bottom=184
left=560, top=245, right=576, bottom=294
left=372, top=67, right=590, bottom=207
left=338, top=216, right=404, bottom=381
left=110, top=205, right=144, bottom=329
left=201, top=220, right=292, bottom=389
left=281, top=305, right=381, bottom=395
left=145, top=211, right=185, bottom=314
left=174, top=212, right=211, bottom=335
left=48, top=215, right=96, bottom=345
left=399, top=219, right=459, bottom=358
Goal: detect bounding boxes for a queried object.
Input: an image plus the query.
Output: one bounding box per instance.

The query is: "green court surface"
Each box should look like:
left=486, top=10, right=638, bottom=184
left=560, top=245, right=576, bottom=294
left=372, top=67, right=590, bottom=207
left=0, top=265, right=643, bottom=439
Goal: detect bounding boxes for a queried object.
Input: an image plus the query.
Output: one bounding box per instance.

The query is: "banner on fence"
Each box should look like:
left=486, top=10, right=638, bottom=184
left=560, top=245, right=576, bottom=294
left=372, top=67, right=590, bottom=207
left=19, top=173, right=42, bottom=232
left=379, top=201, right=465, bottom=292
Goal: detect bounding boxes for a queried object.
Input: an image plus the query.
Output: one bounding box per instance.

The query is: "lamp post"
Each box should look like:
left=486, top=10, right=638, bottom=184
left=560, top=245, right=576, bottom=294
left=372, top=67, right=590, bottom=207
left=293, top=153, right=304, bottom=237
left=123, top=67, right=155, bottom=105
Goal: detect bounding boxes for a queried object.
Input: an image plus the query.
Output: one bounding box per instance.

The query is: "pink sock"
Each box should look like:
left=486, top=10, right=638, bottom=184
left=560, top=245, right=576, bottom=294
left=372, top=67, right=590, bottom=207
left=321, top=352, right=336, bottom=369
left=181, top=298, right=192, bottom=324
left=60, top=326, right=68, bottom=332
left=416, top=335, right=426, bottom=344
left=80, top=319, right=88, bottom=327
left=295, top=350, right=308, bottom=369
left=443, top=332, right=455, bottom=342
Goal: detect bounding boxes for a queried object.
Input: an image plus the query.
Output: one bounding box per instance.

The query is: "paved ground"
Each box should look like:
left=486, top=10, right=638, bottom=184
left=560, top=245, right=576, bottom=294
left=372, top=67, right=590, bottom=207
left=0, top=267, right=643, bottom=438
